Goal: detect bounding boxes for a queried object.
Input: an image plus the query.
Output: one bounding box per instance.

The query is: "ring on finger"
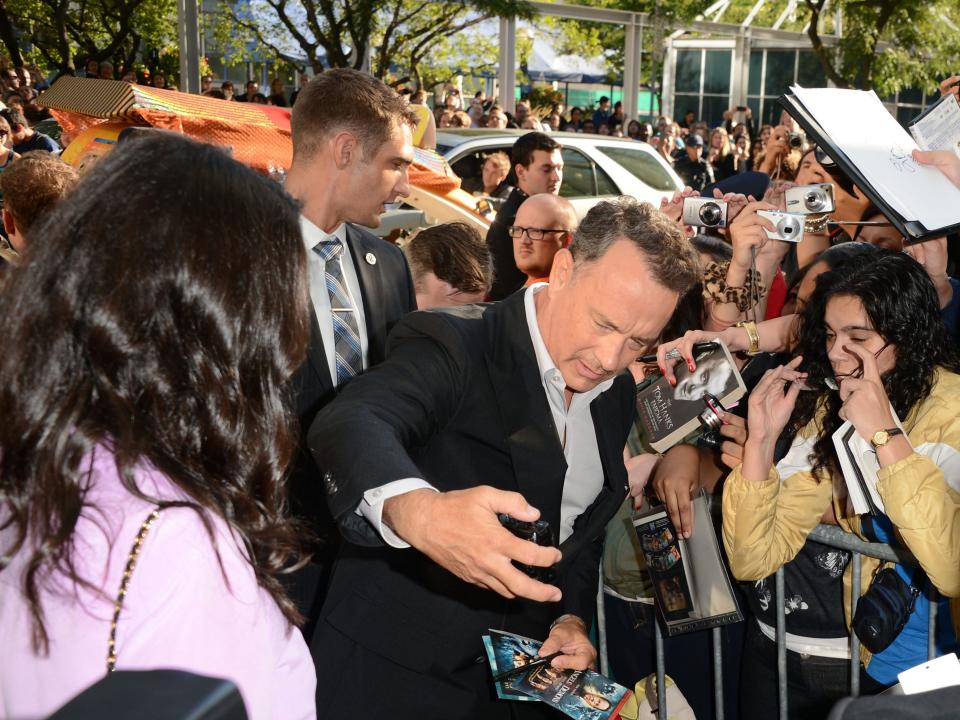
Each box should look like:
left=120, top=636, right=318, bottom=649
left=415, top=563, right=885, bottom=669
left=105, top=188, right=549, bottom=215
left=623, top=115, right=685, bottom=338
left=665, top=348, right=683, bottom=361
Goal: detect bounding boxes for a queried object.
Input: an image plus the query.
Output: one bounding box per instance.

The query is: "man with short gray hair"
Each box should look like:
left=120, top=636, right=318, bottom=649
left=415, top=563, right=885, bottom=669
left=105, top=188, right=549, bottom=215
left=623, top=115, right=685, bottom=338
left=308, top=196, right=700, bottom=718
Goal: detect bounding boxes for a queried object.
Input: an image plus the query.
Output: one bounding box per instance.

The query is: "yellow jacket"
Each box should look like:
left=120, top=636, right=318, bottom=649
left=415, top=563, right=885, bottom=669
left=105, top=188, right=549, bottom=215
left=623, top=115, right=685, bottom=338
left=722, top=368, right=960, bottom=652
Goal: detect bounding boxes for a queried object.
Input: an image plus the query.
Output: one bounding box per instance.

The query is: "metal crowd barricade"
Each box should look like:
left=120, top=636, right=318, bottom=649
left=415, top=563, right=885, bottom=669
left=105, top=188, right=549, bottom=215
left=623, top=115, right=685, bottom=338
left=598, top=523, right=940, bottom=720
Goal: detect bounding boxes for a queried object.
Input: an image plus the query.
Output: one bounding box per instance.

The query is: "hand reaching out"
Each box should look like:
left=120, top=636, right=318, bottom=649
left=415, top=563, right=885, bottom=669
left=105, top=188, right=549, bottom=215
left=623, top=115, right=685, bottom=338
left=382, top=486, right=563, bottom=602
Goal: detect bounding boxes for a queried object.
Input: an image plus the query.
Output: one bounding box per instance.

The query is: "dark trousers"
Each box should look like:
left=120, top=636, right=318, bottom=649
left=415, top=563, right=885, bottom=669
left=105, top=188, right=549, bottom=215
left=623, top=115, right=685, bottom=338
left=740, top=619, right=889, bottom=720
left=312, top=619, right=565, bottom=720
left=603, top=595, right=744, bottom=720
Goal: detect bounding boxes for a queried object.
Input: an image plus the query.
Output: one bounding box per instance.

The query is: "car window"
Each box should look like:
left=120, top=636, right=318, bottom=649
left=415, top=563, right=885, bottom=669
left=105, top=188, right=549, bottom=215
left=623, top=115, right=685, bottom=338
left=449, top=146, right=513, bottom=194
left=594, top=145, right=677, bottom=192
left=559, top=148, right=618, bottom=198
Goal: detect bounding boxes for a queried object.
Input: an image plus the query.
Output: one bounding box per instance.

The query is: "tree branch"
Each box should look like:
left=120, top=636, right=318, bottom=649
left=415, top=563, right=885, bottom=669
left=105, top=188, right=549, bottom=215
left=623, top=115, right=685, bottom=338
left=804, top=0, right=849, bottom=88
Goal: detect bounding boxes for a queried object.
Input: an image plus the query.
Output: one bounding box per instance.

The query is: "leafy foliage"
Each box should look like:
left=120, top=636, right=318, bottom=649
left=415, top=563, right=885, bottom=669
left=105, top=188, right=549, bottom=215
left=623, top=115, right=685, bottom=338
left=0, top=0, right=177, bottom=75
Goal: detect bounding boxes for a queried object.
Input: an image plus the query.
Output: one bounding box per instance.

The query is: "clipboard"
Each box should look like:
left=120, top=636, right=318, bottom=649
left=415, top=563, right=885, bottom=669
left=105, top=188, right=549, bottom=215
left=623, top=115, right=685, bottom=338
left=779, top=92, right=960, bottom=243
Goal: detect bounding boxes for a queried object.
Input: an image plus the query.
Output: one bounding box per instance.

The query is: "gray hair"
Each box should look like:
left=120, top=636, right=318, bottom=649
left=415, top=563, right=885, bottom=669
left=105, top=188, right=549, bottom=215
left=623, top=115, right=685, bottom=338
left=569, top=196, right=700, bottom=295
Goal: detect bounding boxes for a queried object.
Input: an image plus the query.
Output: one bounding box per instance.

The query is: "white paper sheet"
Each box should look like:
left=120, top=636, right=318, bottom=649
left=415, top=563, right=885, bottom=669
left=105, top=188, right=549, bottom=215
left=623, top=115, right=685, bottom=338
left=898, top=653, right=960, bottom=695
left=791, top=85, right=960, bottom=231
left=909, top=94, right=960, bottom=156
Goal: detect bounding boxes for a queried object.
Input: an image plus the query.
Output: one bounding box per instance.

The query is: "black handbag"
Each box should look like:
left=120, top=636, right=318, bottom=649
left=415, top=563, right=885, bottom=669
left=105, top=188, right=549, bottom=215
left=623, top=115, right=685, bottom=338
left=852, top=566, right=920, bottom=654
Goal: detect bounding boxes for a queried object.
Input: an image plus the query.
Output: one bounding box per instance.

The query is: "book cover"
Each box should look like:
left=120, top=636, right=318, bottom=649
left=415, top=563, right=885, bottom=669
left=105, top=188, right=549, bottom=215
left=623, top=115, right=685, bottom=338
left=633, top=496, right=742, bottom=635
left=632, top=509, right=697, bottom=622
left=635, top=340, right=746, bottom=453
left=482, top=630, right=632, bottom=719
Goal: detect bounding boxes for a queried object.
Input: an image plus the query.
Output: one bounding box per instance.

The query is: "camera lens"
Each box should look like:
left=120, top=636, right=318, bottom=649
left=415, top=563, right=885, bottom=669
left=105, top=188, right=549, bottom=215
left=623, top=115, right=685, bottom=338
left=777, top=216, right=800, bottom=237
left=699, top=202, right=721, bottom=226
left=788, top=133, right=802, bottom=149
left=804, top=190, right=824, bottom=212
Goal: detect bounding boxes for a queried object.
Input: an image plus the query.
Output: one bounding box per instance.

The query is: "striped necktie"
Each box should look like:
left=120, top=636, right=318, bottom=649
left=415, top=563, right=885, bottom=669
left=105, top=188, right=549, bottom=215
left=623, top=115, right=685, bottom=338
left=314, top=239, right=363, bottom=384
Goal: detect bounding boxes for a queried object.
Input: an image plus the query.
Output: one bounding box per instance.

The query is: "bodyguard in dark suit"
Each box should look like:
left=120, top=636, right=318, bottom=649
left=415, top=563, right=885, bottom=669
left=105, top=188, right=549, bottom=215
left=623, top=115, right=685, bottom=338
left=282, top=68, right=419, bottom=636
left=487, top=133, right=564, bottom=300
left=308, top=197, right=701, bottom=718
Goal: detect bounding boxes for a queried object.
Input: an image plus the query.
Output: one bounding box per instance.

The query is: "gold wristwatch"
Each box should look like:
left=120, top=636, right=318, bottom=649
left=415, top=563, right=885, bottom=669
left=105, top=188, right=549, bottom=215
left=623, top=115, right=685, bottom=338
left=870, top=428, right=903, bottom=449
left=736, top=320, right=761, bottom=355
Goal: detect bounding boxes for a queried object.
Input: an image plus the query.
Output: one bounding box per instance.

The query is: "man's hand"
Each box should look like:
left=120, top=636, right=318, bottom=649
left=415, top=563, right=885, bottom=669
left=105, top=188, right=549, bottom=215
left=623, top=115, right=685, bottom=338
left=539, top=615, right=596, bottom=671
left=939, top=75, right=960, bottom=103
left=912, top=149, right=960, bottom=189
left=382, top=486, right=563, bottom=602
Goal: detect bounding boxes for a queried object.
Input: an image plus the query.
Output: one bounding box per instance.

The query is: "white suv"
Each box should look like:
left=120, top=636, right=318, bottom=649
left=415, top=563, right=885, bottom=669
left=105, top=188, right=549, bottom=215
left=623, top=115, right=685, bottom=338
left=437, top=129, right=683, bottom=217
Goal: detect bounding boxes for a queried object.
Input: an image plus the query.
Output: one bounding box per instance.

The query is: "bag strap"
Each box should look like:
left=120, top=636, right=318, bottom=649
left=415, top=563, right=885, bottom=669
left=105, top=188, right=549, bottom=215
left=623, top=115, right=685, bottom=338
left=106, top=506, right=164, bottom=673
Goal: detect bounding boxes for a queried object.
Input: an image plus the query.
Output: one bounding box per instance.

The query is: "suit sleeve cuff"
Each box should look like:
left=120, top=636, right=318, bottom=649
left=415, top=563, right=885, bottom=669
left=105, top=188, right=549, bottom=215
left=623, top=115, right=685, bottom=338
left=356, top=478, right=438, bottom=548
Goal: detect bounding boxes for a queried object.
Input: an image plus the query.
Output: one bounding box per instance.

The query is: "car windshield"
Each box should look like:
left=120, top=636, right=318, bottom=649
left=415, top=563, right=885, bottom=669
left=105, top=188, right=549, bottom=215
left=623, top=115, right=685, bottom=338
left=594, top=145, right=677, bottom=192
left=436, top=143, right=454, bottom=154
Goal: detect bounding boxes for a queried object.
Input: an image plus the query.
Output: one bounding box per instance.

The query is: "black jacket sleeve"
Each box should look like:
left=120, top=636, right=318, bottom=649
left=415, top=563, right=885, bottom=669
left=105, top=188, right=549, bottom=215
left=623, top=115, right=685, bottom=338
left=307, top=311, right=471, bottom=545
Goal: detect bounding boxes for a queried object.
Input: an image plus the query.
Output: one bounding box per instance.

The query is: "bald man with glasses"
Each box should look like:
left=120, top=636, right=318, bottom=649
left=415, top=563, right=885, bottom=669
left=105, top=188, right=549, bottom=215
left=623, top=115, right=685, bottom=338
left=510, top=193, right=579, bottom=287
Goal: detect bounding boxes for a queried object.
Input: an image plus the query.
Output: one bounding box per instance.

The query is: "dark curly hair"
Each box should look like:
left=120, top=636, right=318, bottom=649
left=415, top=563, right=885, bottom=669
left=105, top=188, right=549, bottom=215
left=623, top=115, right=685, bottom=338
left=790, top=248, right=960, bottom=481
left=0, top=133, right=311, bottom=652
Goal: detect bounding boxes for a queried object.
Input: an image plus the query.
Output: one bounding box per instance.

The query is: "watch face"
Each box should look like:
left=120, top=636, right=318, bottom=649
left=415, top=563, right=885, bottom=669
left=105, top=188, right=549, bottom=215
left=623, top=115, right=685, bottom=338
left=872, top=430, right=889, bottom=447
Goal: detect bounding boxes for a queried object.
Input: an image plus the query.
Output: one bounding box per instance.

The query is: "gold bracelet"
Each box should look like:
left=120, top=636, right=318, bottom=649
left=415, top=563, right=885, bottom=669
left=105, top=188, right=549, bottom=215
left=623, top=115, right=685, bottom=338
left=736, top=320, right=761, bottom=355
left=804, top=212, right=829, bottom=234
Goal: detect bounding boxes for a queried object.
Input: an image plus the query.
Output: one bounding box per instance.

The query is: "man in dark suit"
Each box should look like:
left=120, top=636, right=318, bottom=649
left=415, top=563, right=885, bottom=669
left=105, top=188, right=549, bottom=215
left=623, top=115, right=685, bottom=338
left=487, top=132, right=564, bottom=300
left=308, top=197, right=701, bottom=718
left=282, top=68, right=419, bottom=637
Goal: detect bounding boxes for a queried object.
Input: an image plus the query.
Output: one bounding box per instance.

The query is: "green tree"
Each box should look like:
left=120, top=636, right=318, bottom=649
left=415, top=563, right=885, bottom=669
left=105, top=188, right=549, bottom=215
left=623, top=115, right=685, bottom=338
left=216, top=0, right=531, bottom=85
left=0, top=0, right=176, bottom=74
left=803, top=0, right=960, bottom=95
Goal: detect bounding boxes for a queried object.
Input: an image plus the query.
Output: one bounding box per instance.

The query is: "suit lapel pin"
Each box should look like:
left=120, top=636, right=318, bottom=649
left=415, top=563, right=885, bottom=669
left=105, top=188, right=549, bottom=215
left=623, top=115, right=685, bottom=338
left=365, top=252, right=377, bottom=266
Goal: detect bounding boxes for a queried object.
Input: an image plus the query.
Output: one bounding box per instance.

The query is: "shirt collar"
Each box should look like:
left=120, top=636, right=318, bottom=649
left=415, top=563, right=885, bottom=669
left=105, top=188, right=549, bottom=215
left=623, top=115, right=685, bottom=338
left=523, top=283, right=615, bottom=402
left=300, top=215, right=347, bottom=252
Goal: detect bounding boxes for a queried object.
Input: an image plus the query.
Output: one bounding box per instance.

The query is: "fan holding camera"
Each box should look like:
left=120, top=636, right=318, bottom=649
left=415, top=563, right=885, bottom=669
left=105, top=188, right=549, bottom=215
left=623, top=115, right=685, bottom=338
left=757, top=124, right=805, bottom=181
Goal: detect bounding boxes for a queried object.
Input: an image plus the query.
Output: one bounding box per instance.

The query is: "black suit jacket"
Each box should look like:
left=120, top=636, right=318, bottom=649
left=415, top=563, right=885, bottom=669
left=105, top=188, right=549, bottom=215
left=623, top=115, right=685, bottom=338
left=288, top=222, right=417, bottom=541
left=485, top=186, right=529, bottom=300
left=307, top=291, right=633, bottom=714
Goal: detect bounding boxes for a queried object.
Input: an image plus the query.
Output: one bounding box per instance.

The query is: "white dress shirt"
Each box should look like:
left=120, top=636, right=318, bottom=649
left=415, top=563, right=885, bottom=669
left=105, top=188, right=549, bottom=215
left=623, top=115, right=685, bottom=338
left=359, top=283, right=613, bottom=546
left=300, top=216, right=369, bottom=385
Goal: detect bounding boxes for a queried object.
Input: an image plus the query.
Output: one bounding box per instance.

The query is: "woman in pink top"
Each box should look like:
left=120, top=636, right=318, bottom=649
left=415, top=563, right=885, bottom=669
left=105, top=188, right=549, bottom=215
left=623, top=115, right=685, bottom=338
left=0, top=134, right=316, bottom=719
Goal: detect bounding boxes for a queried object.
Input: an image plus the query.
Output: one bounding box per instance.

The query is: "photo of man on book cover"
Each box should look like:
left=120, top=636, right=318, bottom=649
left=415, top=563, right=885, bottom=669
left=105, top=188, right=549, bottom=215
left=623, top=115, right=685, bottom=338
left=635, top=341, right=745, bottom=452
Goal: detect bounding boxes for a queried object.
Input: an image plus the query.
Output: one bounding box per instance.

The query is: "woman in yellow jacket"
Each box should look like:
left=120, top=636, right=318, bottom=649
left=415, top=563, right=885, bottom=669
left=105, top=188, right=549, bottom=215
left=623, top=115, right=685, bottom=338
left=723, top=249, right=960, bottom=690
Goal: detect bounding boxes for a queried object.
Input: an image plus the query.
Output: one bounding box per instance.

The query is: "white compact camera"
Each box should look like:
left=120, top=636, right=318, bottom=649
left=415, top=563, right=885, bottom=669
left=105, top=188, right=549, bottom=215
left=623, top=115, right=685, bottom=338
left=785, top=183, right=836, bottom=214
left=682, top=197, right=728, bottom=228
left=757, top=210, right=805, bottom=243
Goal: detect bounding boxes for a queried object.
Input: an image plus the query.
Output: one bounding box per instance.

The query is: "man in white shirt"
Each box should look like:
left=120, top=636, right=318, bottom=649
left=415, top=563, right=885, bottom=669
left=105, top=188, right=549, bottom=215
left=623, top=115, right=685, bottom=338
left=308, top=197, right=701, bottom=719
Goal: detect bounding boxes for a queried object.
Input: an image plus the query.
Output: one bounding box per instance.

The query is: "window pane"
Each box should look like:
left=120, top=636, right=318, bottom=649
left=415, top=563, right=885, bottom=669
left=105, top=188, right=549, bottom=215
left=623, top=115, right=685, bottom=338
left=701, top=95, right=730, bottom=127
left=560, top=148, right=597, bottom=197
left=761, top=97, right=781, bottom=127
left=450, top=149, right=508, bottom=194
left=674, top=93, right=701, bottom=122
left=748, top=50, right=763, bottom=96
left=675, top=49, right=701, bottom=94
left=748, top=97, right=762, bottom=123
left=796, top=52, right=825, bottom=87
left=899, top=87, right=923, bottom=105
left=594, top=162, right=619, bottom=196
left=897, top=106, right=919, bottom=127
left=594, top=145, right=677, bottom=192
left=703, top=50, right=732, bottom=95
left=764, top=50, right=795, bottom=96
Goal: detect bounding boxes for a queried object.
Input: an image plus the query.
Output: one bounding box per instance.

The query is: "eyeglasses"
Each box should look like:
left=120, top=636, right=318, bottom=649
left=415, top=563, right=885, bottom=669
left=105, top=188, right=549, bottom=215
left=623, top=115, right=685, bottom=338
left=507, top=226, right=569, bottom=241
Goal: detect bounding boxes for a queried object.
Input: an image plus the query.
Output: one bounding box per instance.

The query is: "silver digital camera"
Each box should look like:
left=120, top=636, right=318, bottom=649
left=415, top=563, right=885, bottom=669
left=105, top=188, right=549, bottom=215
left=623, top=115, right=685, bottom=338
left=682, top=197, right=728, bottom=228
left=757, top=210, right=805, bottom=243
left=785, top=183, right=836, bottom=214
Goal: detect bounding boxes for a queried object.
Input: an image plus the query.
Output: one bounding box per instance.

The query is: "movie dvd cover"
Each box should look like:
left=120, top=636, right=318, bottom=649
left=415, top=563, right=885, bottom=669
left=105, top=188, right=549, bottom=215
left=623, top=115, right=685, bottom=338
left=482, top=630, right=632, bottom=719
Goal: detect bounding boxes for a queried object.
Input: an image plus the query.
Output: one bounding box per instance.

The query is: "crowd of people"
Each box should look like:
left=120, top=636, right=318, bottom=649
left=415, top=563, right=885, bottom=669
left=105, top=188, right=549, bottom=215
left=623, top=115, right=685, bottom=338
left=2, top=61, right=960, bottom=720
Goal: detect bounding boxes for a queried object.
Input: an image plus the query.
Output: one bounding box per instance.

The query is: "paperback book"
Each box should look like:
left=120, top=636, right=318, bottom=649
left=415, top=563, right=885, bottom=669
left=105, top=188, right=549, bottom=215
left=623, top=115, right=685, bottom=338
left=635, top=340, right=746, bottom=453
left=482, top=629, right=632, bottom=719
